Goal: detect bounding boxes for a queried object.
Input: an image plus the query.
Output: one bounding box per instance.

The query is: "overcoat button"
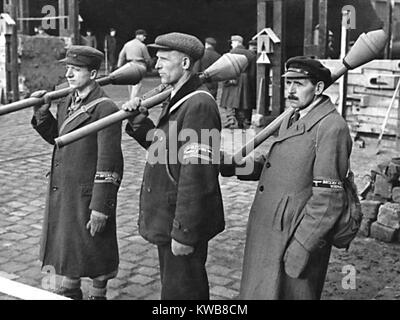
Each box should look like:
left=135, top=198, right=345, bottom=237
left=147, top=187, right=151, bottom=193
left=265, top=162, right=271, bottom=168
left=52, top=187, right=58, bottom=191
left=259, top=185, right=264, bottom=192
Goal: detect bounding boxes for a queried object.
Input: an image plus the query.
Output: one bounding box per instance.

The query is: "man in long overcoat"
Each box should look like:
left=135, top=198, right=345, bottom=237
left=122, top=32, right=225, bottom=300
left=193, top=37, right=221, bottom=98
left=31, top=46, right=123, bottom=300
left=221, top=56, right=352, bottom=299
left=104, top=28, right=118, bottom=72
left=220, top=35, right=256, bottom=129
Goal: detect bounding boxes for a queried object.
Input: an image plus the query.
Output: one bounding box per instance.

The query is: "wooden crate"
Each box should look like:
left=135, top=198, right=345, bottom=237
left=321, top=59, right=400, bottom=137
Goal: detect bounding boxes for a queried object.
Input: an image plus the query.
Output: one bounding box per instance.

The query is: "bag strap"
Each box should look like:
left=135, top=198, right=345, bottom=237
left=59, top=97, right=111, bottom=134
left=168, top=90, right=214, bottom=115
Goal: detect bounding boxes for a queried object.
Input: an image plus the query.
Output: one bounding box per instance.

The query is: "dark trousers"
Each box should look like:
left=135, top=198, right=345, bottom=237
left=235, top=109, right=252, bottom=128
left=157, top=241, right=209, bottom=300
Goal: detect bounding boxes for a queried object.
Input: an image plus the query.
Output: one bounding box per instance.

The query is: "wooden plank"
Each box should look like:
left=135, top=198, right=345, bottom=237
left=352, top=85, right=400, bottom=98
left=352, top=122, right=397, bottom=135
left=327, top=81, right=400, bottom=98
left=320, top=59, right=400, bottom=72
left=346, top=73, right=400, bottom=89
left=351, top=106, right=399, bottom=118
left=347, top=93, right=399, bottom=108
left=348, top=114, right=398, bottom=127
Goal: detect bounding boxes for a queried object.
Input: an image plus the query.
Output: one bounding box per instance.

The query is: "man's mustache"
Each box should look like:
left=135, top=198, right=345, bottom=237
left=288, top=95, right=298, bottom=101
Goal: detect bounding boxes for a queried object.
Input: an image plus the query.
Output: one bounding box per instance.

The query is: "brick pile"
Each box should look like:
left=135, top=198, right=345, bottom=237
left=359, top=158, right=400, bottom=243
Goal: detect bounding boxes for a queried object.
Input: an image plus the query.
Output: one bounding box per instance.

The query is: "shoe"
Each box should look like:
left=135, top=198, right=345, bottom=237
left=87, top=295, right=107, bottom=300
left=54, top=287, right=83, bottom=300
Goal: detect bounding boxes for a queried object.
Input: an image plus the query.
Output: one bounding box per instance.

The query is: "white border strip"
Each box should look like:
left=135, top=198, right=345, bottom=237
left=0, top=276, right=70, bottom=300
left=17, top=16, right=68, bottom=21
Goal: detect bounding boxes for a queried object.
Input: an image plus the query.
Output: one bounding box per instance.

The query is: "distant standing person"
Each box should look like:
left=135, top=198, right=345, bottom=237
left=104, top=28, right=118, bottom=72
left=193, top=37, right=221, bottom=98
left=82, top=29, right=98, bottom=49
left=220, top=35, right=256, bottom=129
left=35, top=26, right=50, bottom=37
left=117, top=29, right=151, bottom=100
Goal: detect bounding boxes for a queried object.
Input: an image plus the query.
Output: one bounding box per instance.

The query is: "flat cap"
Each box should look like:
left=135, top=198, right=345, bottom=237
left=283, top=56, right=332, bottom=87
left=60, top=45, right=104, bottom=70
left=205, top=37, right=217, bottom=47
left=135, top=29, right=147, bottom=36
left=148, top=32, right=204, bottom=61
left=248, top=39, right=257, bottom=46
left=230, top=35, right=243, bottom=43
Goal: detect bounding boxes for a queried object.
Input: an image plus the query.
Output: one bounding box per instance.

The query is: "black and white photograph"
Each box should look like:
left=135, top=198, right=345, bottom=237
left=0, top=0, right=399, bottom=309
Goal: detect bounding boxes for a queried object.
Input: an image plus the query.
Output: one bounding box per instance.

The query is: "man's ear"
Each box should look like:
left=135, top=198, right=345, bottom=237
left=182, top=56, right=191, bottom=70
left=315, top=80, right=325, bottom=95
left=90, top=69, right=98, bottom=80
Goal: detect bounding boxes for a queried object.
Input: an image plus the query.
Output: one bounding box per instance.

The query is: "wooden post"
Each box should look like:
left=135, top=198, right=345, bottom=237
left=68, top=0, right=80, bottom=45
left=59, top=0, right=68, bottom=37
left=3, top=0, right=19, bottom=102
left=18, top=0, right=29, bottom=34
left=318, top=0, right=328, bottom=58
left=384, top=0, right=393, bottom=59
left=269, top=0, right=286, bottom=116
left=338, top=10, right=349, bottom=117
left=397, top=80, right=400, bottom=151
left=257, top=0, right=268, bottom=116
left=303, top=0, right=317, bottom=57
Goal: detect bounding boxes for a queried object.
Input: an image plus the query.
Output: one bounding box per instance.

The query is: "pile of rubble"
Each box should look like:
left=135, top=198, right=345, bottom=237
left=359, top=157, right=400, bottom=243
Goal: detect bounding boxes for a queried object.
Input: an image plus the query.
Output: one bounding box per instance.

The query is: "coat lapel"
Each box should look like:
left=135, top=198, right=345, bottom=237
left=274, top=95, right=337, bottom=144
left=274, top=122, right=306, bottom=143
left=301, top=95, right=337, bottom=132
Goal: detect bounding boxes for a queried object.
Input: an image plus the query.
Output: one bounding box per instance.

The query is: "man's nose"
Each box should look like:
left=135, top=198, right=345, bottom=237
left=65, top=68, right=73, bottom=77
left=155, top=59, right=161, bottom=69
left=288, top=83, right=296, bottom=94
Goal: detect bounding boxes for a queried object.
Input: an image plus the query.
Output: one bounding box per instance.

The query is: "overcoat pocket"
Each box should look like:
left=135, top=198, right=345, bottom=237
left=80, top=184, right=93, bottom=196
left=272, top=195, right=289, bottom=231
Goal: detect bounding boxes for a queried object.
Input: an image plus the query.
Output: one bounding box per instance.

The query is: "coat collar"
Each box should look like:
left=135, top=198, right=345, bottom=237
left=157, top=74, right=201, bottom=124
left=275, top=95, right=336, bottom=143
left=59, top=82, right=104, bottom=135
left=300, top=95, right=337, bottom=131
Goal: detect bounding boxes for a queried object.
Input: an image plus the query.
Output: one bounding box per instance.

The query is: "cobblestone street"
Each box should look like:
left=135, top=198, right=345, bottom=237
left=1, top=77, right=400, bottom=300
left=0, top=78, right=261, bottom=300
